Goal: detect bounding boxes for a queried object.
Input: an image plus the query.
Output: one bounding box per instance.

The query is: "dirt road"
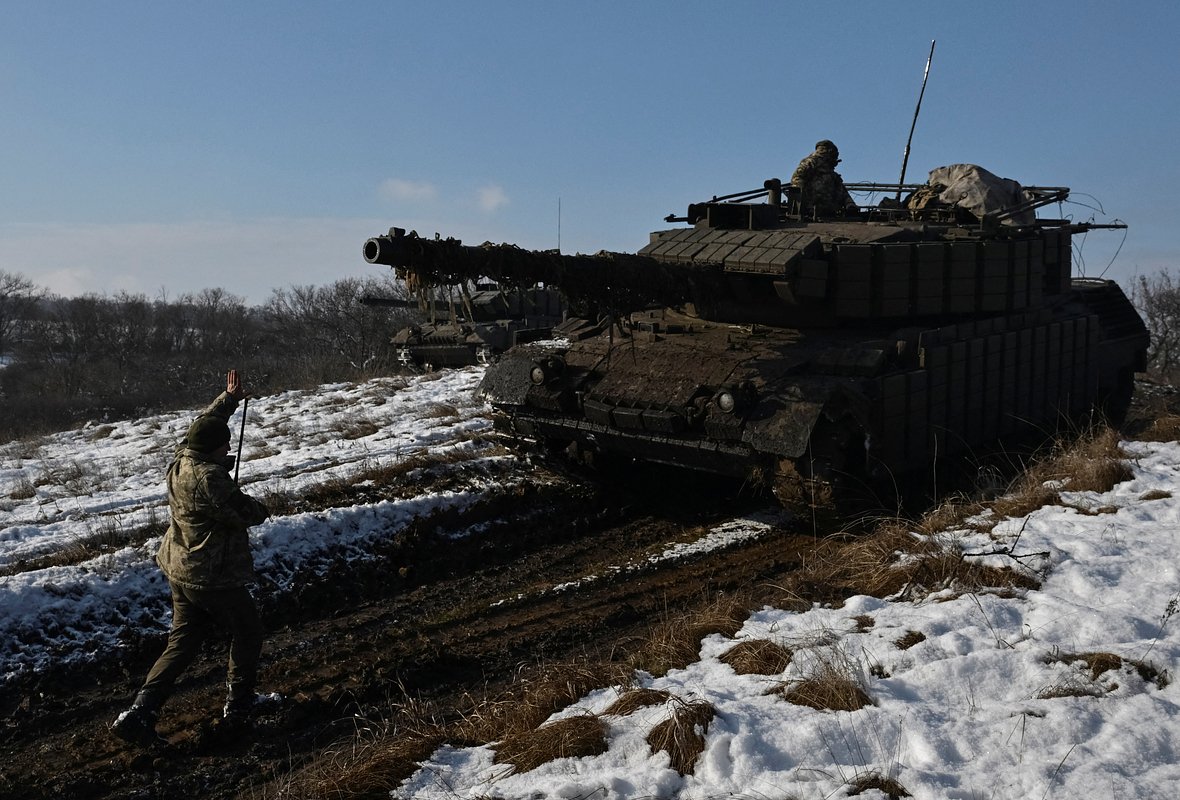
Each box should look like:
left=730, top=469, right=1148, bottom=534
left=0, top=461, right=846, bottom=800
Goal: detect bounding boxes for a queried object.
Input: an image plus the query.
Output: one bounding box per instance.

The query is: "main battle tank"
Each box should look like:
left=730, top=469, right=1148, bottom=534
left=362, top=284, right=564, bottom=368
left=363, top=167, right=1148, bottom=510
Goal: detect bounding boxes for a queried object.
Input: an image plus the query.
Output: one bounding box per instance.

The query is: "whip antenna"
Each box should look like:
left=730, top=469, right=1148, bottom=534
left=897, top=39, right=936, bottom=202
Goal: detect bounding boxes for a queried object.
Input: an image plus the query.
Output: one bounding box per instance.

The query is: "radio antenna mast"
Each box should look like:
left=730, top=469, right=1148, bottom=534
left=897, top=39, right=936, bottom=202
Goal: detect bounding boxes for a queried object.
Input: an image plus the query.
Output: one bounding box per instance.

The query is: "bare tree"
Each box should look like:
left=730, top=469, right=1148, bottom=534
left=0, top=270, right=43, bottom=358
left=264, top=276, right=409, bottom=377
left=1131, top=269, right=1180, bottom=381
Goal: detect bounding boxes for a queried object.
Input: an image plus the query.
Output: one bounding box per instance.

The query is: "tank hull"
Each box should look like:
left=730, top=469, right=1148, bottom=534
left=480, top=278, right=1146, bottom=505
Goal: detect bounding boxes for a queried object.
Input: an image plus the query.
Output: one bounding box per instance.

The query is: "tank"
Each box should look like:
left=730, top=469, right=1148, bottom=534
left=362, top=284, right=564, bottom=368
left=363, top=167, right=1148, bottom=510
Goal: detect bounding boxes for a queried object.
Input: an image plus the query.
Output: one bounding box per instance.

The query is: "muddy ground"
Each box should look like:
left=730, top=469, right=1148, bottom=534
left=0, top=454, right=867, bottom=800
left=3, top=384, right=1173, bottom=800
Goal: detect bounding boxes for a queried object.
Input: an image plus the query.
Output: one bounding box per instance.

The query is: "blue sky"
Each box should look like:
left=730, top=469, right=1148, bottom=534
left=1, top=1, right=1176, bottom=304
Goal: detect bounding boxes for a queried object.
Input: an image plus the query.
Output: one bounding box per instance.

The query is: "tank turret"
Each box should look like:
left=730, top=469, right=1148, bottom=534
left=363, top=167, right=1148, bottom=511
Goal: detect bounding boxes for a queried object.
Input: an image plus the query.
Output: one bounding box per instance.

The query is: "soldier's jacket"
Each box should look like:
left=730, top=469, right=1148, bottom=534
left=790, top=151, right=834, bottom=189
left=791, top=153, right=854, bottom=215
left=156, top=392, right=270, bottom=590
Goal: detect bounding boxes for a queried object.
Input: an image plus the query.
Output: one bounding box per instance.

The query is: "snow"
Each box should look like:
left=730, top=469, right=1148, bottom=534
left=0, top=368, right=496, bottom=678
left=3, top=369, right=1180, bottom=799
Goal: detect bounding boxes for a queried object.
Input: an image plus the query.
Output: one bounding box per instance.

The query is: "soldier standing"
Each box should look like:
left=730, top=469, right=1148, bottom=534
left=791, top=139, right=856, bottom=216
left=112, top=369, right=274, bottom=746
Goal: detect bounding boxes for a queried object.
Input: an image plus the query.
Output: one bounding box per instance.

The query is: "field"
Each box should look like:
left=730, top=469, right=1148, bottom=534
left=1, top=369, right=1178, bottom=799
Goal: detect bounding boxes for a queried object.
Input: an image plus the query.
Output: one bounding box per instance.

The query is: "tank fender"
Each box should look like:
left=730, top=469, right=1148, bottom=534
left=478, top=342, right=566, bottom=404
left=741, top=383, right=871, bottom=458
left=742, top=396, right=824, bottom=457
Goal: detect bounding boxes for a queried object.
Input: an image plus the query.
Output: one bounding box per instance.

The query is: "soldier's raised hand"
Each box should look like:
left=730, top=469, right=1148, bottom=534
left=226, top=369, right=246, bottom=400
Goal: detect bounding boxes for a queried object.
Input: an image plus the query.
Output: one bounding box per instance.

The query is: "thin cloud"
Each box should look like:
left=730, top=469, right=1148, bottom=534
left=378, top=178, right=438, bottom=205
left=476, top=185, right=509, bottom=213
left=0, top=218, right=395, bottom=305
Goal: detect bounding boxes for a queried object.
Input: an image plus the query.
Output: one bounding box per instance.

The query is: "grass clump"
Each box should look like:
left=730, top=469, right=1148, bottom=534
left=451, top=661, right=631, bottom=748
left=771, top=649, right=873, bottom=712
left=645, top=697, right=716, bottom=775
left=253, top=694, right=448, bottom=800
left=848, top=770, right=912, bottom=798
left=492, top=714, right=609, bottom=773
left=7, top=473, right=36, bottom=500
left=1043, top=650, right=1169, bottom=691
left=719, top=639, right=794, bottom=675
left=994, top=426, right=1132, bottom=518
left=1135, top=412, right=1180, bottom=442
left=603, top=687, right=672, bottom=716
left=630, top=593, right=749, bottom=677
left=893, top=630, right=926, bottom=650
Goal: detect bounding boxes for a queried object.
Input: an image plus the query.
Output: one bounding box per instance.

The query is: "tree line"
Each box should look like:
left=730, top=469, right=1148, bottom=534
left=0, top=270, right=417, bottom=443
left=3, top=266, right=1178, bottom=443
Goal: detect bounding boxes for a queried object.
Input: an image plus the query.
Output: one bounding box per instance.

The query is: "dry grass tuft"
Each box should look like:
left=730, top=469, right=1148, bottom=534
left=281, top=729, right=447, bottom=799
left=37, top=458, right=98, bottom=496
left=719, top=639, right=794, bottom=675
left=85, top=423, right=117, bottom=442
left=7, top=474, right=36, bottom=501
left=848, top=771, right=912, bottom=798
left=1140, top=489, right=1172, bottom=501
left=630, top=594, right=750, bottom=677
left=492, top=714, right=609, bottom=774
left=452, top=661, right=631, bottom=747
left=1136, top=412, right=1180, bottom=442
left=996, top=427, right=1131, bottom=518
left=990, top=482, right=1062, bottom=520
left=269, top=665, right=626, bottom=797
left=822, top=523, right=938, bottom=597
left=422, top=402, right=461, bottom=419
left=603, top=687, right=672, bottom=717
left=259, top=691, right=450, bottom=800
left=762, top=511, right=1038, bottom=611
left=645, top=697, right=716, bottom=775
left=334, top=418, right=381, bottom=440
left=1044, top=650, right=1169, bottom=690
left=893, top=630, right=926, bottom=650
left=0, top=509, right=166, bottom=578
left=911, top=498, right=983, bottom=536
left=771, top=651, right=873, bottom=712
left=260, top=442, right=494, bottom=516
left=1036, top=677, right=1106, bottom=700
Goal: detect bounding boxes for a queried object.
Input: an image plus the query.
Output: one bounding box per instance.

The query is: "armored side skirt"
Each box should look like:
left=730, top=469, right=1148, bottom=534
left=500, top=410, right=763, bottom=479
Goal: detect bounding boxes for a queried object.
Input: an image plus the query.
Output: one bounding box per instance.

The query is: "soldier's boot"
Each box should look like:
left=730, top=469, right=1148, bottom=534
left=111, top=691, right=167, bottom=747
left=222, top=683, right=283, bottom=728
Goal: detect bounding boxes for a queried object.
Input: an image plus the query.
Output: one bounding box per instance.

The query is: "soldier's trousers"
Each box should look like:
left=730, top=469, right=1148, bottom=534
left=138, top=581, right=263, bottom=706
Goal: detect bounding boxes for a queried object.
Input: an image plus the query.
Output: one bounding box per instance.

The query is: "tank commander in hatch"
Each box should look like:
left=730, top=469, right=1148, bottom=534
left=791, top=139, right=857, bottom=217
left=111, top=369, right=275, bottom=747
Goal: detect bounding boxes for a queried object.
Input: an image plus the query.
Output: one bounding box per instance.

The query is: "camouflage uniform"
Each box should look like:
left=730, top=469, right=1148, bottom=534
left=113, top=390, right=270, bottom=744
left=156, top=392, right=268, bottom=591
left=790, top=140, right=856, bottom=216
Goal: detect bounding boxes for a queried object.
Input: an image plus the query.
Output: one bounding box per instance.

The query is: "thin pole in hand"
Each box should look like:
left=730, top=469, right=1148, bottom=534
left=235, top=397, right=248, bottom=485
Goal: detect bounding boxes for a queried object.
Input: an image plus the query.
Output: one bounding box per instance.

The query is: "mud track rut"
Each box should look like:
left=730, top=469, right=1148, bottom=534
left=0, top=465, right=835, bottom=800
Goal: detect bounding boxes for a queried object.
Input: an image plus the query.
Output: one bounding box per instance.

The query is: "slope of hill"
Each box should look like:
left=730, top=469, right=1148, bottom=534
left=1, top=369, right=1178, bottom=799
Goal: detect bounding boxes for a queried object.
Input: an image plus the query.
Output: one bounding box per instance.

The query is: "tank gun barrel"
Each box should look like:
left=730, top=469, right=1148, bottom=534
left=364, top=227, right=715, bottom=314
